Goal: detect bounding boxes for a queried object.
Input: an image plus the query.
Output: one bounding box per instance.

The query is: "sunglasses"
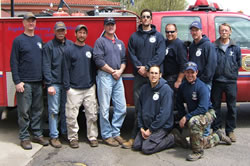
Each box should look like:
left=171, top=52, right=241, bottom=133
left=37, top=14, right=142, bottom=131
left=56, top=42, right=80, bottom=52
left=165, top=30, right=176, bottom=34
left=141, top=15, right=151, bottom=19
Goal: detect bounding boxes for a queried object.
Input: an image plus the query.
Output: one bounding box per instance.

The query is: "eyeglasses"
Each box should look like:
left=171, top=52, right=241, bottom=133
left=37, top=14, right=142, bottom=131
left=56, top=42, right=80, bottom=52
left=165, top=30, right=175, bottom=34
left=141, top=15, right=151, bottom=19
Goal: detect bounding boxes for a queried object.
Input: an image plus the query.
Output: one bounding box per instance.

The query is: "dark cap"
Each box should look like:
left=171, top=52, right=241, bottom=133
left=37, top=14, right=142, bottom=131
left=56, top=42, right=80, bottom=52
left=75, top=24, right=88, bottom=33
left=23, top=12, right=36, bottom=20
left=54, top=21, right=66, bottom=31
left=189, top=21, right=202, bottom=30
left=104, top=17, right=116, bottom=25
left=185, top=62, right=198, bottom=72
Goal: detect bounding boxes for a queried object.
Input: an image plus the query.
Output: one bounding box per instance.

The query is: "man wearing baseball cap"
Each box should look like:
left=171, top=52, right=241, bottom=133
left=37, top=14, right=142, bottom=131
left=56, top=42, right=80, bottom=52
left=63, top=24, right=98, bottom=148
left=93, top=17, right=127, bottom=147
left=43, top=21, right=73, bottom=148
left=10, top=12, right=49, bottom=150
left=176, top=62, right=231, bottom=161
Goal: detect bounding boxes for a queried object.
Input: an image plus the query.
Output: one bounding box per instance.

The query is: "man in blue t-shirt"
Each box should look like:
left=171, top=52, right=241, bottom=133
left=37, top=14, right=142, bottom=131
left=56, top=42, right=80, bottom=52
left=63, top=24, right=98, bottom=148
left=10, top=13, right=49, bottom=150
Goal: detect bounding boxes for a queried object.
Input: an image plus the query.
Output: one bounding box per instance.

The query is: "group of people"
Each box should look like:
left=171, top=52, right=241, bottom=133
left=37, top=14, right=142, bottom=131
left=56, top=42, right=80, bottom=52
left=10, top=8, right=241, bottom=161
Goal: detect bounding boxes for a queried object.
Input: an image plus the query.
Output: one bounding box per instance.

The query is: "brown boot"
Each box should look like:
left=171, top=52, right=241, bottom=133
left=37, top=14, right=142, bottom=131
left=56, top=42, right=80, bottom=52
left=32, top=136, right=49, bottom=146
left=20, top=140, right=32, bottom=150
left=103, top=137, right=119, bottom=147
left=69, top=139, right=79, bottom=148
left=216, top=129, right=232, bottom=145
left=50, top=138, right=62, bottom=148
left=227, top=132, right=236, bottom=142
left=114, top=136, right=126, bottom=145
left=90, top=140, right=98, bottom=147
left=121, top=139, right=134, bottom=149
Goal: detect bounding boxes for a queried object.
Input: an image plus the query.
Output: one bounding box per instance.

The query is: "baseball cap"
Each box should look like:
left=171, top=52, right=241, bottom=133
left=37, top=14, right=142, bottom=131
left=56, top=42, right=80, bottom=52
left=23, top=13, right=36, bottom=20
left=185, top=62, right=198, bottom=72
left=189, top=21, right=202, bottom=30
left=54, top=21, right=66, bottom=31
left=75, top=24, right=88, bottom=33
left=104, top=17, right=116, bottom=25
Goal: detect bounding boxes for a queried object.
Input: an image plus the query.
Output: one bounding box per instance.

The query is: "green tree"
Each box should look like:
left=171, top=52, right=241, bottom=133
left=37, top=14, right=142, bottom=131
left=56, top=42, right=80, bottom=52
left=106, top=0, right=188, bottom=14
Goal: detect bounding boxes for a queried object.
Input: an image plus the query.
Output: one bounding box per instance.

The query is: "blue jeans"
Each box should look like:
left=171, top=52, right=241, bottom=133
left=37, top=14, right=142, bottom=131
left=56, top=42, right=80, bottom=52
left=16, top=82, right=43, bottom=140
left=96, top=70, right=127, bottom=139
left=47, top=84, right=67, bottom=138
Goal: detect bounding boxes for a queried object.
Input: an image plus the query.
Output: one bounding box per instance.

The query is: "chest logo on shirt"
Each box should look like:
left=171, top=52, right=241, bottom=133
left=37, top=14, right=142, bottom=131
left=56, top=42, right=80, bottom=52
left=37, top=42, right=42, bottom=49
left=117, top=44, right=122, bottom=51
left=149, top=36, right=156, bottom=43
left=192, top=91, right=197, bottom=100
left=153, top=92, right=159, bottom=101
left=86, top=51, right=92, bottom=58
left=229, top=51, right=234, bottom=56
left=196, top=48, right=202, bottom=57
left=166, top=48, right=169, bottom=55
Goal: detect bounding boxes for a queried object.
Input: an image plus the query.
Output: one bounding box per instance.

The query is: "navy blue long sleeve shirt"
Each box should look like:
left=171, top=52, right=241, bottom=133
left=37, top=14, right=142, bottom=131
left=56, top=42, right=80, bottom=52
left=189, top=35, right=217, bottom=85
left=138, top=78, right=174, bottom=132
left=176, top=78, right=210, bottom=121
left=128, top=24, right=166, bottom=74
left=43, top=37, right=73, bottom=87
left=213, top=38, right=241, bottom=83
left=10, top=33, right=43, bottom=84
left=63, top=44, right=96, bottom=90
left=163, top=38, right=188, bottom=76
left=93, top=36, right=126, bottom=70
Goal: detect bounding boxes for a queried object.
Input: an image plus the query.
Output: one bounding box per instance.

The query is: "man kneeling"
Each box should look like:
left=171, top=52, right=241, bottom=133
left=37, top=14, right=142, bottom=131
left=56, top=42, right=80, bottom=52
left=176, top=62, right=232, bottom=161
left=133, top=65, right=175, bottom=154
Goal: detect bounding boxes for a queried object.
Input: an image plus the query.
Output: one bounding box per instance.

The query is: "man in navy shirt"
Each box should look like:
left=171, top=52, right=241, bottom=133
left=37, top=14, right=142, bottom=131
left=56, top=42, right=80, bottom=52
left=124, top=9, right=166, bottom=148
left=63, top=25, right=98, bottom=148
left=10, top=13, right=49, bottom=150
left=177, top=62, right=231, bottom=161
left=43, top=21, right=73, bottom=148
left=93, top=17, right=127, bottom=147
left=211, top=23, right=241, bottom=142
left=133, top=65, right=175, bottom=154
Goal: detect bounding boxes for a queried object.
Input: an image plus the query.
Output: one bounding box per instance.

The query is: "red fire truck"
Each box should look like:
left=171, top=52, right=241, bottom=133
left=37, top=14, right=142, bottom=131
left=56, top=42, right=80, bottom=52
left=1, top=0, right=250, bottom=116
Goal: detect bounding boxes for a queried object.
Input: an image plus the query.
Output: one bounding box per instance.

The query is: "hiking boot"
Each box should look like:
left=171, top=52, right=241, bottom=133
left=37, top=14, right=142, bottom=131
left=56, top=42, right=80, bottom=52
left=103, top=137, right=119, bottom=147
left=122, top=139, right=134, bottom=149
left=216, top=129, right=232, bottom=145
left=50, top=138, right=62, bottom=148
left=69, top=139, right=79, bottom=148
left=171, top=128, right=189, bottom=149
left=90, top=140, right=98, bottom=147
left=20, top=140, right=32, bottom=150
left=227, top=132, right=236, bottom=142
left=186, top=151, right=204, bottom=161
left=114, top=136, right=126, bottom=145
left=32, top=136, right=49, bottom=146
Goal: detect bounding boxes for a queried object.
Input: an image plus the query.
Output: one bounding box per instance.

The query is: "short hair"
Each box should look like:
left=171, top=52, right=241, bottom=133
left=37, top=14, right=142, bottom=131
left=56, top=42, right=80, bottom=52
left=219, top=23, right=232, bottom=31
left=165, top=24, right=177, bottom=31
left=140, top=9, right=152, bottom=18
left=149, top=65, right=161, bottom=73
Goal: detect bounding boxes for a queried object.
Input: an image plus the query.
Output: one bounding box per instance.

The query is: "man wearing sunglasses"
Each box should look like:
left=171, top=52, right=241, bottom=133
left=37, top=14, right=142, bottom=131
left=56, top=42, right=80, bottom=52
left=163, top=24, right=188, bottom=111
left=124, top=9, right=166, bottom=149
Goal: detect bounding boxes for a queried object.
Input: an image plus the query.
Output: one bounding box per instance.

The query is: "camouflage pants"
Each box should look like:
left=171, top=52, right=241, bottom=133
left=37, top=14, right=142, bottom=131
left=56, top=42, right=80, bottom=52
left=188, top=109, right=220, bottom=152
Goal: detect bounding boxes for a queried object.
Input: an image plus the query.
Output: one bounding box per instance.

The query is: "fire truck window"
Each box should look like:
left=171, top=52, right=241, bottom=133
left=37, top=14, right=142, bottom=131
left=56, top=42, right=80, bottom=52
left=215, top=17, right=250, bottom=49
left=161, top=16, right=200, bottom=43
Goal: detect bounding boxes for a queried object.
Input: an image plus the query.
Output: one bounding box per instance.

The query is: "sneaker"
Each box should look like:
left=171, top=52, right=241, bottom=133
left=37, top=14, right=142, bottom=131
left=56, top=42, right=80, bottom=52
left=186, top=151, right=204, bottom=161
left=103, top=137, right=119, bottom=147
left=90, top=140, right=98, bottom=147
left=121, top=139, right=134, bottom=149
left=50, top=138, right=62, bottom=148
left=216, top=129, right=232, bottom=145
left=227, top=132, right=236, bottom=142
left=114, top=136, right=126, bottom=145
left=32, top=136, right=49, bottom=146
left=20, top=140, right=32, bottom=150
left=69, top=139, right=79, bottom=148
left=171, top=128, right=189, bottom=149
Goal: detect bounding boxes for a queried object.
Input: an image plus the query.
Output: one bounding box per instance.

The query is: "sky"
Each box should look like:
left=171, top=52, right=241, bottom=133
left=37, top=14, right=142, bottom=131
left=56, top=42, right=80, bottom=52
left=189, top=0, right=250, bottom=15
